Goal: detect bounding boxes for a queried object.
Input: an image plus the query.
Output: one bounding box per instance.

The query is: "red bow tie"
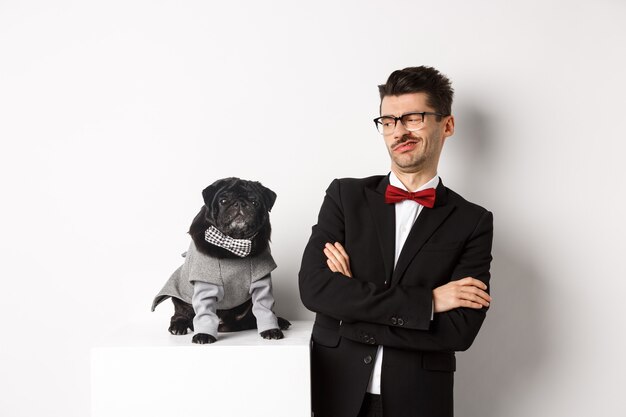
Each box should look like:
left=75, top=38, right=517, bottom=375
left=385, top=185, right=436, bottom=208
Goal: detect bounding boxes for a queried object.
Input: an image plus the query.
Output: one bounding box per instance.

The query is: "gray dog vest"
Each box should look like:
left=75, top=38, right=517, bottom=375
left=151, top=240, right=277, bottom=311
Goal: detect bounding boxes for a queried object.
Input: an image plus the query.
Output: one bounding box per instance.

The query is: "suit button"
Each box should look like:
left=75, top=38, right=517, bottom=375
left=362, top=334, right=370, bottom=343
left=397, top=318, right=404, bottom=326
left=391, top=317, right=397, bottom=325
left=369, top=338, right=376, bottom=345
left=384, top=280, right=388, bottom=285
left=364, top=355, right=373, bottom=364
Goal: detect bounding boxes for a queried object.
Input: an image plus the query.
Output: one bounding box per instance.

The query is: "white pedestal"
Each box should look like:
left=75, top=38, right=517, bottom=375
left=91, top=314, right=313, bottom=417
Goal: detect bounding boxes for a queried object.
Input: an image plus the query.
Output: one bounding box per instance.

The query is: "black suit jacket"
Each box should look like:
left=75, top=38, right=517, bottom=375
left=298, top=174, right=494, bottom=417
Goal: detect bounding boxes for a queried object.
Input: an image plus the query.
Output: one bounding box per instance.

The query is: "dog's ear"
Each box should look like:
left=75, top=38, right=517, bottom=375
left=202, top=177, right=238, bottom=205
left=200, top=184, right=218, bottom=225
left=252, top=182, right=277, bottom=212
left=201, top=178, right=235, bottom=224
left=202, top=180, right=222, bottom=206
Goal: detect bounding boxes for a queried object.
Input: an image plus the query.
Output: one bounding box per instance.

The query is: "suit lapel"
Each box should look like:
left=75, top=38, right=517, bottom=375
left=391, top=179, right=456, bottom=285
left=365, top=175, right=395, bottom=283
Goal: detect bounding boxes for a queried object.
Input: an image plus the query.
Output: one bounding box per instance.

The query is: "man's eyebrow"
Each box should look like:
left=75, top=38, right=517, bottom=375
left=379, top=110, right=424, bottom=118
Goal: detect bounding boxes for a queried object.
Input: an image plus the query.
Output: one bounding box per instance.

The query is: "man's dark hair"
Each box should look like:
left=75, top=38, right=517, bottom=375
left=378, top=66, right=454, bottom=118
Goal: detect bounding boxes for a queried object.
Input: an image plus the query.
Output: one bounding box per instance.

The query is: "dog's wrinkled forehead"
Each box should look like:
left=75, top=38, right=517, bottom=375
left=202, top=177, right=277, bottom=211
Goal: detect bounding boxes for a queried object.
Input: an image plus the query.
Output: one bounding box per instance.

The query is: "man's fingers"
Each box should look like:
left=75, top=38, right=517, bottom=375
left=459, top=299, right=485, bottom=309
left=324, top=246, right=351, bottom=277
left=325, top=251, right=345, bottom=274
left=324, top=248, right=345, bottom=273
left=434, top=278, right=492, bottom=312
left=333, top=243, right=352, bottom=274
left=458, top=277, right=488, bottom=291
left=326, top=259, right=338, bottom=273
left=324, top=245, right=345, bottom=271
left=325, top=243, right=350, bottom=273
left=461, top=286, right=492, bottom=304
left=334, top=242, right=350, bottom=260
left=459, top=290, right=490, bottom=307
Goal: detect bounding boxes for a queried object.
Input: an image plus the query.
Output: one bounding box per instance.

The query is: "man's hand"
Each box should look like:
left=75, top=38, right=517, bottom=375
left=324, top=242, right=352, bottom=278
left=433, top=277, right=491, bottom=313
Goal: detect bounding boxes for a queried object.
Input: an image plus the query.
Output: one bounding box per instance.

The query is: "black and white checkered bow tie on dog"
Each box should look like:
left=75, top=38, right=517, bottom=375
left=204, top=226, right=253, bottom=257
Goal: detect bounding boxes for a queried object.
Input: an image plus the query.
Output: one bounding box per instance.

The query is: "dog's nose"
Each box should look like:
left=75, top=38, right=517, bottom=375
left=233, top=201, right=248, bottom=209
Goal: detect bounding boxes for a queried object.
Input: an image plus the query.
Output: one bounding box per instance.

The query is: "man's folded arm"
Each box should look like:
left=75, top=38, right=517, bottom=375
left=339, top=210, right=494, bottom=352
left=298, top=179, right=434, bottom=330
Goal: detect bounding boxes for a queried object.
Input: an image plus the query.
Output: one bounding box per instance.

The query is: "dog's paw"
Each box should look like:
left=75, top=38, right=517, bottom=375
left=192, top=333, right=217, bottom=344
left=277, top=317, right=291, bottom=330
left=168, top=319, right=192, bottom=335
left=260, top=328, right=284, bottom=340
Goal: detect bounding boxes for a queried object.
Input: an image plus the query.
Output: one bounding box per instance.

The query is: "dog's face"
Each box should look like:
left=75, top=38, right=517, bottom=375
left=201, top=177, right=276, bottom=239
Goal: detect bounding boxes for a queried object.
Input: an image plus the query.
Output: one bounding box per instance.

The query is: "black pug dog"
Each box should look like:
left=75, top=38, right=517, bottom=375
left=151, top=177, right=290, bottom=344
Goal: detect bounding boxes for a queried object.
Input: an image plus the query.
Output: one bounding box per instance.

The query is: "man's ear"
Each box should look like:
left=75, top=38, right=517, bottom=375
left=443, top=115, right=455, bottom=138
left=253, top=181, right=277, bottom=212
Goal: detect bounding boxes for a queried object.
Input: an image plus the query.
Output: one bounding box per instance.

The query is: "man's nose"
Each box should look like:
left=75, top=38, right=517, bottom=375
left=393, top=119, right=409, bottom=139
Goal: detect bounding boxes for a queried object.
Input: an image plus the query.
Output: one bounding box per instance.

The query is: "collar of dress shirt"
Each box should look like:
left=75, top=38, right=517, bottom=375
left=388, top=171, right=440, bottom=193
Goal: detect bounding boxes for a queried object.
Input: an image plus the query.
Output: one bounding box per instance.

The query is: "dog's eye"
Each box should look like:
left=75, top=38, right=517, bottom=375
left=219, top=198, right=228, bottom=205
left=251, top=200, right=259, bottom=207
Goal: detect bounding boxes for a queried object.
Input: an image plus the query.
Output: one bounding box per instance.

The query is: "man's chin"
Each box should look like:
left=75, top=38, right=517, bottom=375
left=392, top=155, right=426, bottom=171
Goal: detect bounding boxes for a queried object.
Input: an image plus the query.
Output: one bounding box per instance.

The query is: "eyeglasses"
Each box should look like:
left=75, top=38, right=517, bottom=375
left=373, top=112, right=447, bottom=135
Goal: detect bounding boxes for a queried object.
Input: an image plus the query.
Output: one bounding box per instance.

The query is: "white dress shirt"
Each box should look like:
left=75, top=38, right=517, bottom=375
left=366, top=171, right=440, bottom=394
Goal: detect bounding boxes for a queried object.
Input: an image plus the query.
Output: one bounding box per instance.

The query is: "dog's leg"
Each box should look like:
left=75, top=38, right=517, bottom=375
left=168, top=297, right=195, bottom=335
left=249, top=276, right=288, bottom=340
left=192, top=333, right=217, bottom=344
left=277, top=317, right=291, bottom=330
left=258, top=317, right=291, bottom=339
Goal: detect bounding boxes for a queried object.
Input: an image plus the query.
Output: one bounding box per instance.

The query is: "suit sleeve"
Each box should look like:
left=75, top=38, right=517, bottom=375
left=298, top=179, right=435, bottom=330
left=338, top=210, right=494, bottom=352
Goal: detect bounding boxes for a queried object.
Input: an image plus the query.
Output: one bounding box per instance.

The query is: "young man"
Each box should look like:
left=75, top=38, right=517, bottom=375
left=299, top=66, right=494, bottom=417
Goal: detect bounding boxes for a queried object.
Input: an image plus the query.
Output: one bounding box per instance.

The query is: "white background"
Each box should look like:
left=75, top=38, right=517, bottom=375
left=1, top=1, right=625, bottom=416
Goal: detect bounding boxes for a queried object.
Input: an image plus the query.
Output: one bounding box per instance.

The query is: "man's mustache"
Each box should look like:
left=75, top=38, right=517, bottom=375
left=392, top=134, right=421, bottom=150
